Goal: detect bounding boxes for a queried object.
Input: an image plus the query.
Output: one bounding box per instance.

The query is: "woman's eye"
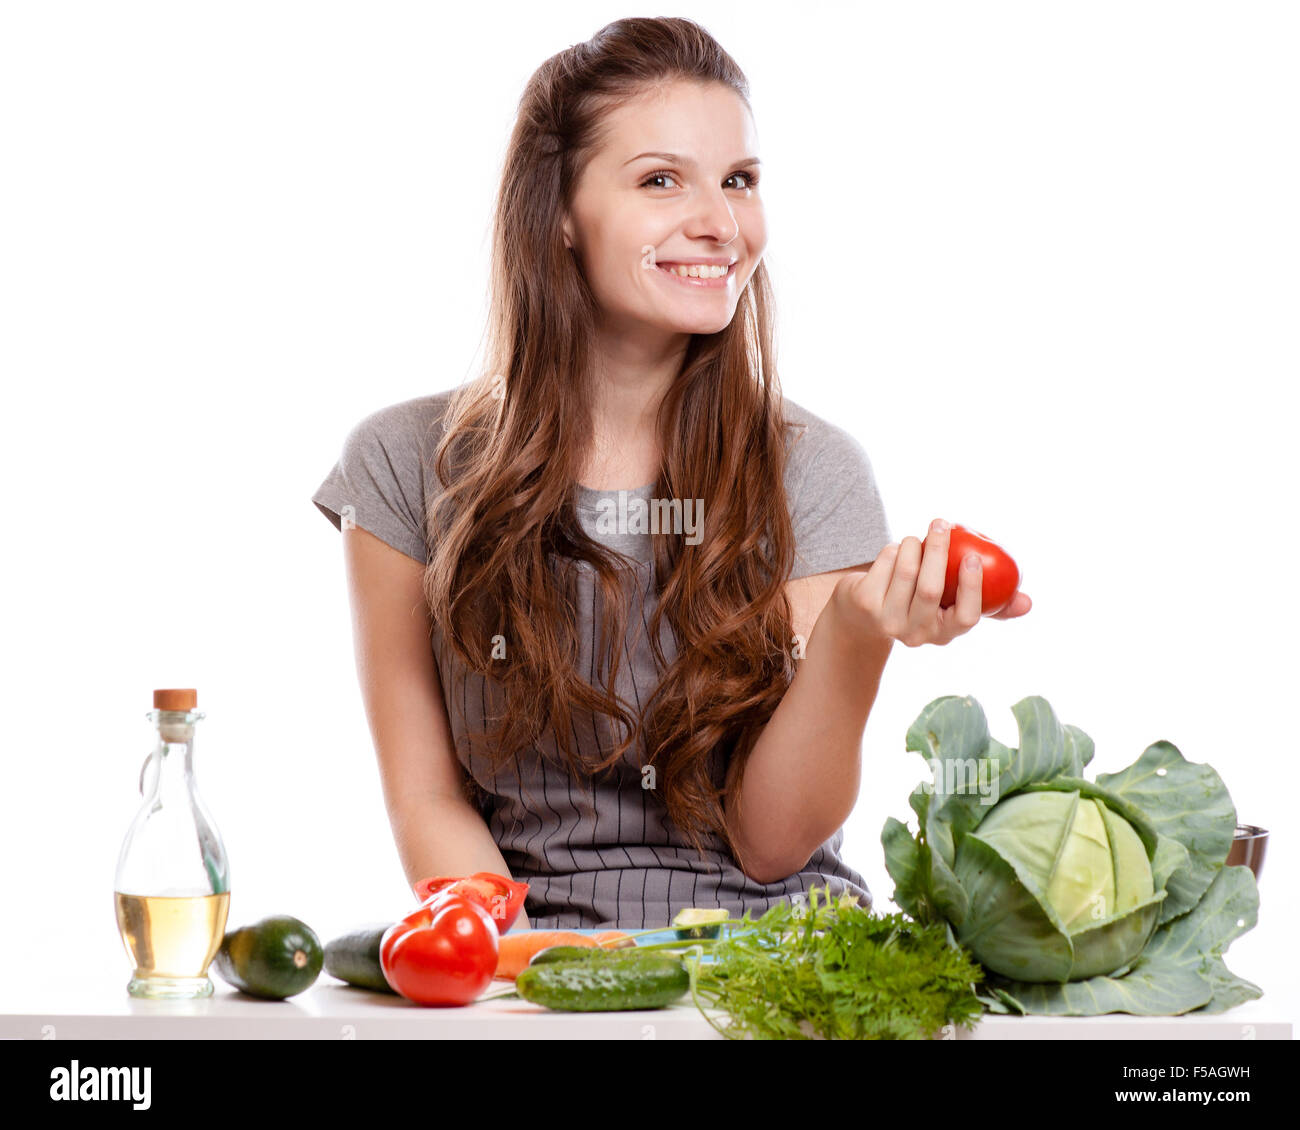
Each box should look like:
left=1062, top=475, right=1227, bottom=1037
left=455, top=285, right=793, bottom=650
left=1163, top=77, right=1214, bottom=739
left=640, top=170, right=760, bottom=190
left=640, top=171, right=679, bottom=190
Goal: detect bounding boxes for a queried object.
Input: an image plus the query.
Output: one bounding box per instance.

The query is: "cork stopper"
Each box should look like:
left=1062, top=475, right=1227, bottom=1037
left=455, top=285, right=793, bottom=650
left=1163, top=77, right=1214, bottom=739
left=154, top=688, right=197, bottom=711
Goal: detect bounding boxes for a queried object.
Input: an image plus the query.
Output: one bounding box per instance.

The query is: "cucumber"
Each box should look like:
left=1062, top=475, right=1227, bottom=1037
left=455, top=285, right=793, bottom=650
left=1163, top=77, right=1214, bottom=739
left=515, top=949, right=690, bottom=1011
left=323, top=923, right=397, bottom=994
left=214, top=915, right=324, bottom=1000
left=528, top=944, right=606, bottom=967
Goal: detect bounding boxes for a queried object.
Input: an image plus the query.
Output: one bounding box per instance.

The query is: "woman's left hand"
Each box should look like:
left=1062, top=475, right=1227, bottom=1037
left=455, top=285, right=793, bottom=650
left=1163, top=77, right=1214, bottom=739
left=833, top=518, right=1032, bottom=648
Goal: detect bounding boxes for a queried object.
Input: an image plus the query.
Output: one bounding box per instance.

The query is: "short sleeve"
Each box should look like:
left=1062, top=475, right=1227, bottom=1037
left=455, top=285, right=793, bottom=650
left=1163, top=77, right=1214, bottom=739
left=311, top=399, right=436, bottom=564
left=785, top=411, right=892, bottom=581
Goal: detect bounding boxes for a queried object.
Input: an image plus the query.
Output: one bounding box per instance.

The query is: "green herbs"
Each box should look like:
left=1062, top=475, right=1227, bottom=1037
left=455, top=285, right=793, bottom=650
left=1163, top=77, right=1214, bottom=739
left=684, top=887, right=984, bottom=1040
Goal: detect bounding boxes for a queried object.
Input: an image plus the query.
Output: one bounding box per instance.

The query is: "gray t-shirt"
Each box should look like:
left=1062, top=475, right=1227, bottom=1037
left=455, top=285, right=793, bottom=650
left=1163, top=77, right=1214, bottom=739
left=312, top=388, right=892, bottom=928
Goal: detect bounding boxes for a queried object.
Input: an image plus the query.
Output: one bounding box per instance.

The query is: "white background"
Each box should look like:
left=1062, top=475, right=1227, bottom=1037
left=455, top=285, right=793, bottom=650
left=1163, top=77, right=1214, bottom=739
left=1, top=0, right=1294, bottom=1016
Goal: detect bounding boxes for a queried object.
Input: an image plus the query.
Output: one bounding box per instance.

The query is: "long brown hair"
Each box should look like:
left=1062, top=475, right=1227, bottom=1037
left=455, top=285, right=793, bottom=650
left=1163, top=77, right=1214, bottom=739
left=423, top=16, right=797, bottom=861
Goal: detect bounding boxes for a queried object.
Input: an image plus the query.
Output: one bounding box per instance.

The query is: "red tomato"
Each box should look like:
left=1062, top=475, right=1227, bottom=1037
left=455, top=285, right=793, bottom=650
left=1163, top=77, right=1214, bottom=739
left=923, top=523, right=1021, bottom=615
left=380, top=895, right=499, bottom=1006
left=412, top=872, right=529, bottom=934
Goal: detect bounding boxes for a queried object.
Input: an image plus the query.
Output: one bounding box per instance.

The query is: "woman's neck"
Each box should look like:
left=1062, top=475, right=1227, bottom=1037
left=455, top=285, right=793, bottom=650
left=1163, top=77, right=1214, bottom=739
left=580, top=324, right=689, bottom=490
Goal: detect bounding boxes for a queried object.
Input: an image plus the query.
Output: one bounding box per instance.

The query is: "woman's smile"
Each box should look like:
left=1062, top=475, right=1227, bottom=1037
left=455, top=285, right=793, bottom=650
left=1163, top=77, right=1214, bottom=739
left=653, top=257, right=738, bottom=289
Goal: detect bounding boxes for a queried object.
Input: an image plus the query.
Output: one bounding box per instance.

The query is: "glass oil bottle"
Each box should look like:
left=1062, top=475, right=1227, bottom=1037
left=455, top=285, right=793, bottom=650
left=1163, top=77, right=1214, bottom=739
left=114, top=688, right=231, bottom=998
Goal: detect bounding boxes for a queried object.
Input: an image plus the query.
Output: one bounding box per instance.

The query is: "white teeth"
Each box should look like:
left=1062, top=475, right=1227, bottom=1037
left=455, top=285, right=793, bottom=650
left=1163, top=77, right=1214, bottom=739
left=666, top=263, right=729, bottom=278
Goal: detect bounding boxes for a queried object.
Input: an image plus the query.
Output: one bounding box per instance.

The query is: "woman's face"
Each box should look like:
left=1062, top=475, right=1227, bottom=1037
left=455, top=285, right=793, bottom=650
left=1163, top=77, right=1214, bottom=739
left=562, top=79, right=767, bottom=340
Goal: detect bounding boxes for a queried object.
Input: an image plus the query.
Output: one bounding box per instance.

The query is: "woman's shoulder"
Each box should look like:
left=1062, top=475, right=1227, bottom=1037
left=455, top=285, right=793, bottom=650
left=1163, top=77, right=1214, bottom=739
left=779, top=394, right=879, bottom=489
left=778, top=394, right=892, bottom=576
left=342, top=386, right=459, bottom=453
left=313, top=386, right=465, bottom=562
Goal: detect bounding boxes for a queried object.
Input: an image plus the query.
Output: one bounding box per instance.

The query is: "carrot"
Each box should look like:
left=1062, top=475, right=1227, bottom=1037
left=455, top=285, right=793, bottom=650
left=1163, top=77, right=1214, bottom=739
left=593, top=930, right=635, bottom=949
left=493, top=931, right=596, bottom=980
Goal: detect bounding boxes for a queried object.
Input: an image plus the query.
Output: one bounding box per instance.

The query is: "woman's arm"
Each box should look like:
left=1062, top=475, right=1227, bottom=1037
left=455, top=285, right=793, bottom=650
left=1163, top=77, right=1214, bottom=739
left=726, top=520, right=1027, bottom=883
left=342, top=524, right=531, bottom=928
left=723, top=564, right=891, bottom=884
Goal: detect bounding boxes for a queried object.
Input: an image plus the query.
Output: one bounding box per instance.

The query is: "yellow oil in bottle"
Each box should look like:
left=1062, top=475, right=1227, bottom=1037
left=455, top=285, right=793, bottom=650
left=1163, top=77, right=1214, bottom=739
left=114, top=891, right=230, bottom=998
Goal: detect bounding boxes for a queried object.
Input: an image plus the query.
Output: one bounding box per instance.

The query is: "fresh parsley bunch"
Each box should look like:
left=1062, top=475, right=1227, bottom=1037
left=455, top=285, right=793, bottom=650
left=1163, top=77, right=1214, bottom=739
left=684, top=885, right=984, bottom=1040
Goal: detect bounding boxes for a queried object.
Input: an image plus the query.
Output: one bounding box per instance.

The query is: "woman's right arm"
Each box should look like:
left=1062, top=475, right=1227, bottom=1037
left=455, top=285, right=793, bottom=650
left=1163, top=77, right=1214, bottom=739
left=341, top=523, right=531, bottom=929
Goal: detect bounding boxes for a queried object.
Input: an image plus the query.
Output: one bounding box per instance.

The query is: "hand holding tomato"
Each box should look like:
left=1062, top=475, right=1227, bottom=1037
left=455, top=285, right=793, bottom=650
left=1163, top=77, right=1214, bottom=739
left=929, top=523, right=1024, bottom=616
left=834, top=519, right=1031, bottom=648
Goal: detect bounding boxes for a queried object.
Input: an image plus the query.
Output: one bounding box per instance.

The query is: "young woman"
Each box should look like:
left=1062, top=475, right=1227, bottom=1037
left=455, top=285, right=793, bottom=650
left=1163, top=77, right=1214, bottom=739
left=312, top=17, right=1031, bottom=930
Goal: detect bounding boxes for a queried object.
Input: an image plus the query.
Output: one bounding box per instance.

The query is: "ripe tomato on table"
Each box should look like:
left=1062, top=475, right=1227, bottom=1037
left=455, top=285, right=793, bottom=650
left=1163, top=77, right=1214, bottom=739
left=379, top=895, right=499, bottom=1006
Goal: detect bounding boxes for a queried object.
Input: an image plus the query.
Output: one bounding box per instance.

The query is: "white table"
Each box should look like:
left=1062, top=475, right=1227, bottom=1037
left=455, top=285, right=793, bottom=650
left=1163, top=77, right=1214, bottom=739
left=2, top=951, right=1292, bottom=1040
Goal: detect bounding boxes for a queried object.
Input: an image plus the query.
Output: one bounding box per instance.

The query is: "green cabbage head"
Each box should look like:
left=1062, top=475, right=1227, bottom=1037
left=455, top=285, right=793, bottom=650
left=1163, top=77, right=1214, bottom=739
left=953, top=790, right=1159, bottom=981
left=882, top=695, right=1261, bottom=1016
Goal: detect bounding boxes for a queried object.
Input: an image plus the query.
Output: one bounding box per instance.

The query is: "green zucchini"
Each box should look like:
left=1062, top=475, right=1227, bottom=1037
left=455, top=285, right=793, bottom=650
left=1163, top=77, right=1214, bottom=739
left=323, top=923, right=397, bottom=994
left=214, top=915, right=324, bottom=1000
left=515, top=949, right=690, bottom=1011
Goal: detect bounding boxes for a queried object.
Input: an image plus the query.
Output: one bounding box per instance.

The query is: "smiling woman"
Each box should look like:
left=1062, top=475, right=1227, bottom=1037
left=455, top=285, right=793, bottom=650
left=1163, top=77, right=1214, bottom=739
left=560, top=75, right=766, bottom=344
left=312, top=16, right=896, bottom=929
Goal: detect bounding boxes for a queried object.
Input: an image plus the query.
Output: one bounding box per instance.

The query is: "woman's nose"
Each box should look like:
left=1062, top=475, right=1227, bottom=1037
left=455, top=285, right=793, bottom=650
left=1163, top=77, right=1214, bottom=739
left=686, top=189, right=740, bottom=245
